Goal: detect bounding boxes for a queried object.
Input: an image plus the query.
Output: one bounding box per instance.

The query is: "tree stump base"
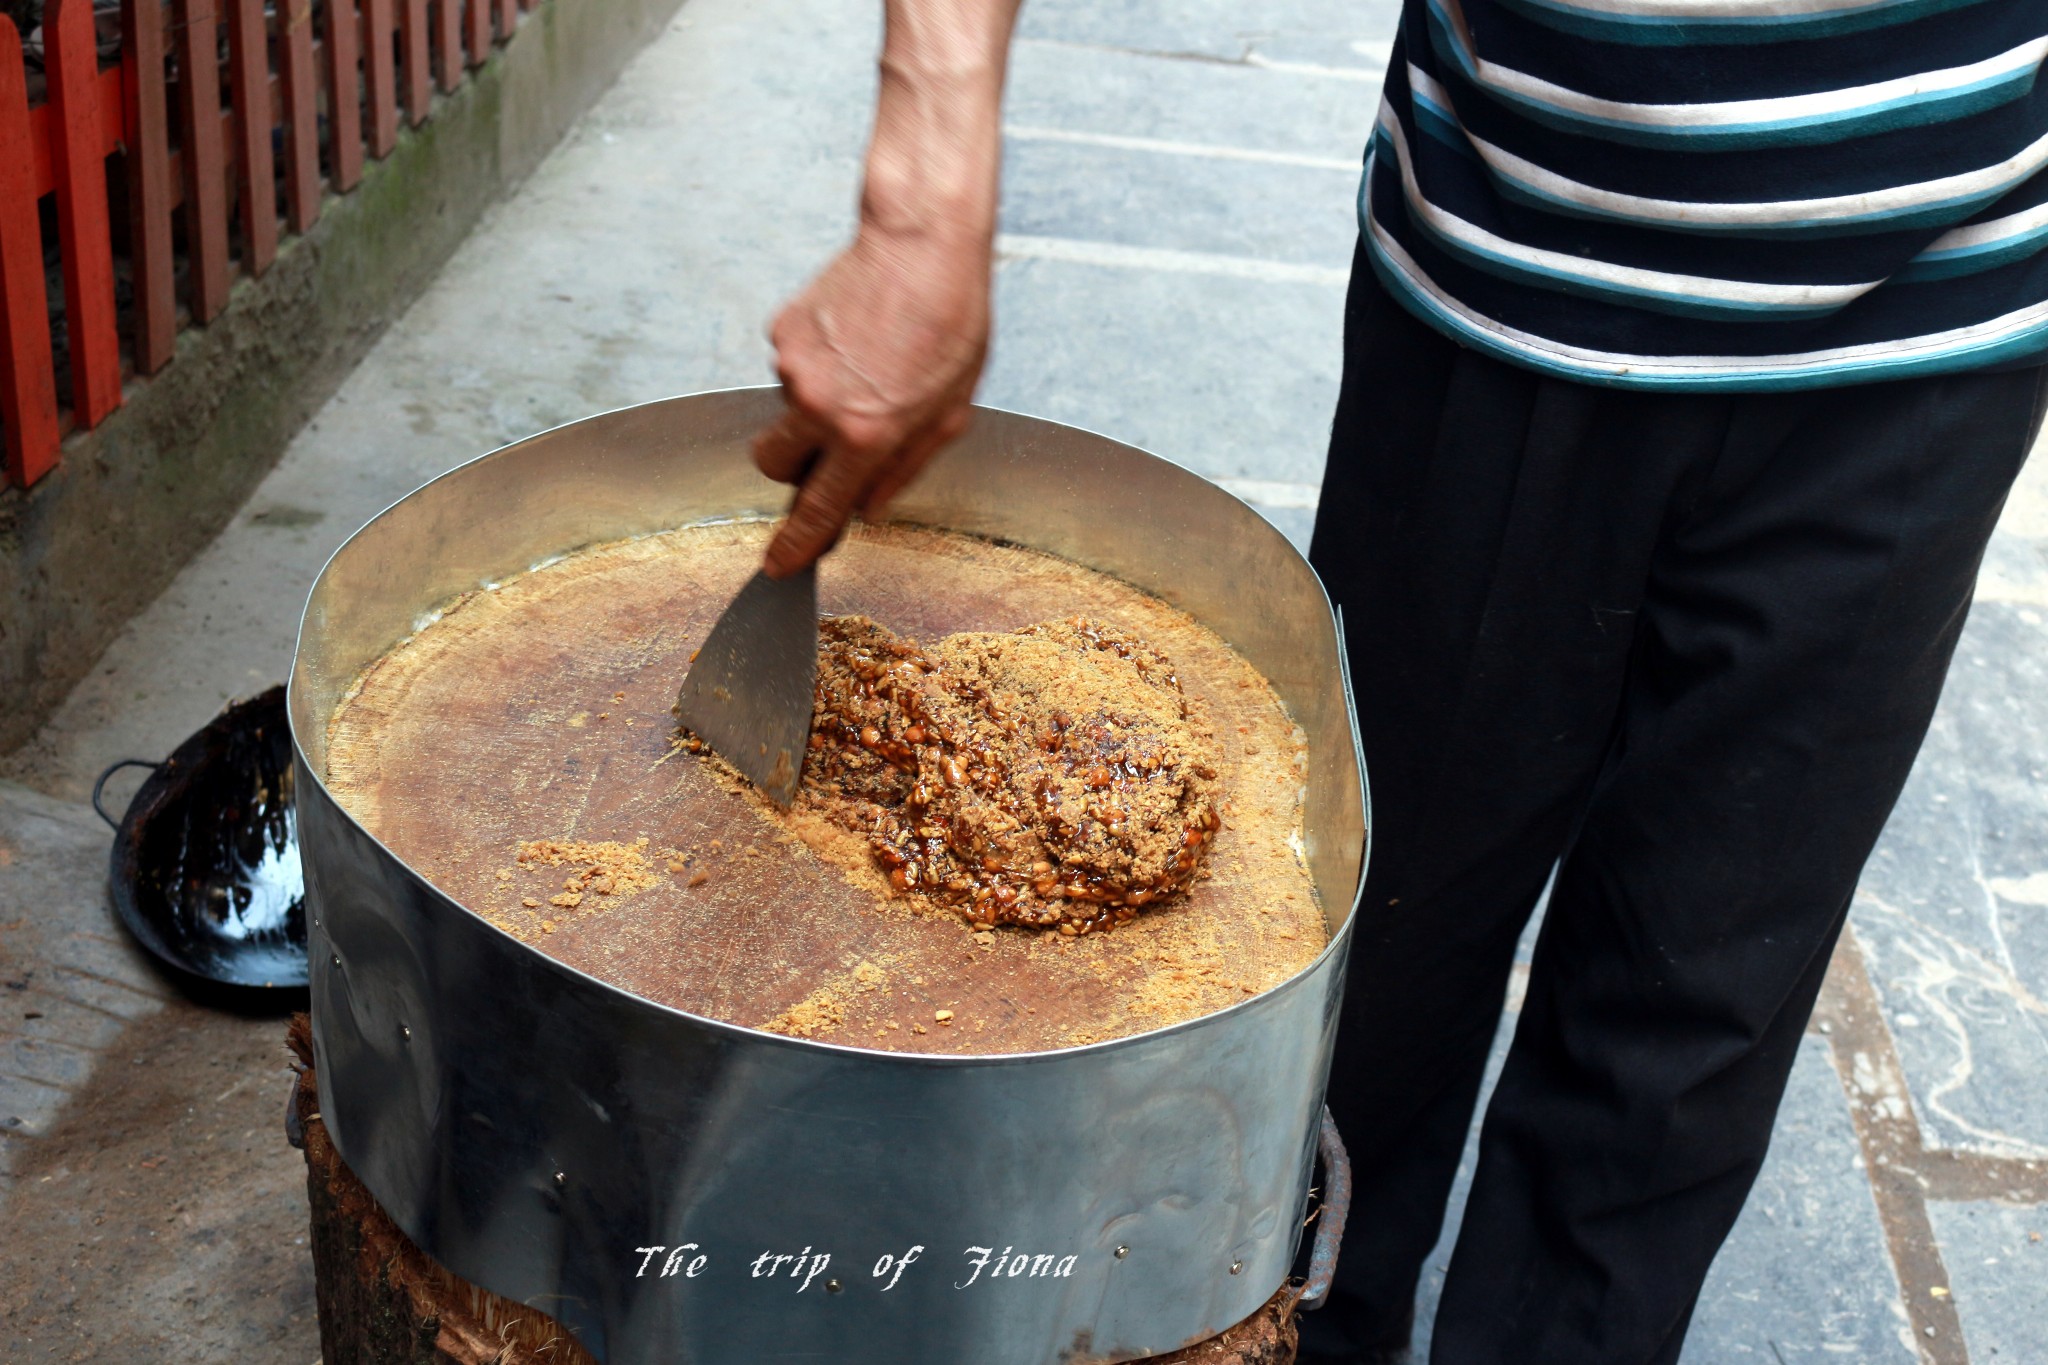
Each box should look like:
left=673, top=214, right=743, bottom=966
left=289, top=1018, right=1299, bottom=1364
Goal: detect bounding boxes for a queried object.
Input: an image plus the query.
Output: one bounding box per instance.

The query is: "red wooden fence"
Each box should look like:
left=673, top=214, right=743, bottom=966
left=0, top=0, right=531, bottom=488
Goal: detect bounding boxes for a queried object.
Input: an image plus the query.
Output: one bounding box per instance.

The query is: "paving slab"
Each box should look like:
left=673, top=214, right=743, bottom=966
left=981, top=258, right=1347, bottom=487
left=1001, top=138, right=1360, bottom=265
left=0, top=783, right=171, bottom=1209
left=0, top=995, right=318, bottom=1362
left=1005, top=40, right=1377, bottom=158
left=1926, top=1199, right=2048, bottom=1363
left=1017, top=0, right=1401, bottom=69
left=1685, top=1038, right=1921, bottom=1365
left=0, top=783, right=314, bottom=1359
left=1853, top=606, right=2048, bottom=1159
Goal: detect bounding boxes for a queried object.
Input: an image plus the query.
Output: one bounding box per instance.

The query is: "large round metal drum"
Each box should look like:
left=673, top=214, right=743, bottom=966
left=289, top=389, right=1368, bottom=1364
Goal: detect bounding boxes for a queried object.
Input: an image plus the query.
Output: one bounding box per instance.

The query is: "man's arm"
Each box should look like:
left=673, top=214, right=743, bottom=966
left=752, top=0, right=1023, bottom=578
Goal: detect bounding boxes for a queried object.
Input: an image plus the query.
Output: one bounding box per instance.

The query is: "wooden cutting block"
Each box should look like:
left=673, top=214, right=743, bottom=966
left=322, top=521, right=1328, bottom=1055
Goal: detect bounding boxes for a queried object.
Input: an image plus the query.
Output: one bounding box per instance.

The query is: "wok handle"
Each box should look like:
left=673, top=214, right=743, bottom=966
left=1297, top=1106, right=1353, bottom=1311
left=90, top=758, right=161, bottom=829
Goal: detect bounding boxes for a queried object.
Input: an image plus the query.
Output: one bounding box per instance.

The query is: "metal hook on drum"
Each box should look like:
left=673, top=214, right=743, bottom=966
left=1295, top=1107, right=1353, bottom=1312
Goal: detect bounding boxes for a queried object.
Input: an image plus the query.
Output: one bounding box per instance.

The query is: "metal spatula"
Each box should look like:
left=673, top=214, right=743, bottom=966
left=674, top=565, right=818, bottom=807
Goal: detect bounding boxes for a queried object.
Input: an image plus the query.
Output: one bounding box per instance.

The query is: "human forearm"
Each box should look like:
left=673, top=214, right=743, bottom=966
left=860, top=0, right=1022, bottom=245
left=752, top=0, right=1024, bottom=578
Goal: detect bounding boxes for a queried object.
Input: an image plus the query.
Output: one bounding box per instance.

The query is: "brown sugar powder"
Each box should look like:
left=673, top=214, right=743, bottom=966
left=516, top=837, right=660, bottom=902
left=760, top=956, right=903, bottom=1041
left=763, top=987, right=847, bottom=1039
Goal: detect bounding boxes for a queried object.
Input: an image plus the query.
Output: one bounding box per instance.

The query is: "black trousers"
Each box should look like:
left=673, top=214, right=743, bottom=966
left=1301, top=252, right=2047, bottom=1365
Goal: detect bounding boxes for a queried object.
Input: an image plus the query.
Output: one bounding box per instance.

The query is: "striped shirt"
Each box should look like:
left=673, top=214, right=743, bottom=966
left=1361, top=0, right=2048, bottom=389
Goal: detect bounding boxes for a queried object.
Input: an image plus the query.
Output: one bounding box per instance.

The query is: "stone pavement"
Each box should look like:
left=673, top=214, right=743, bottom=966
left=1, top=0, right=2044, bottom=1360
left=0, top=783, right=321, bottom=1358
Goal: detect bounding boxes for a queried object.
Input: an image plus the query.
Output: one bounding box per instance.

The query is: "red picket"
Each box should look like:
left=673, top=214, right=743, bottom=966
left=122, top=0, right=176, bottom=375
left=402, top=0, right=430, bottom=126
left=229, top=0, right=279, bottom=275
left=174, top=0, right=230, bottom=321
left=1, top=0, right=532, bottom=482
left=0, top=16, right=60, bottom=486
left=46, top=0, right=122, bottom=426
left=27, top=65, right=123, bottom=196
left=279, top=0, right=321, bottom=232
left=326, top=0, right=364, bottom=190
left=465, top=0, right=488, bottom=69
left=364, top=0, right=397, bottom=158
left=435, top=0, right=461, bottom=93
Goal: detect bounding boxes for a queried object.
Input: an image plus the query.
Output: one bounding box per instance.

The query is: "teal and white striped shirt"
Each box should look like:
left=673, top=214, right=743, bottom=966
left=1362, top=0, right=2048, bottom=388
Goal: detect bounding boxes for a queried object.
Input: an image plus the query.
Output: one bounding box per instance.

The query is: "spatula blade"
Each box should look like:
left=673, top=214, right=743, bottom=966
left=674, top=567, right=818, bottom=808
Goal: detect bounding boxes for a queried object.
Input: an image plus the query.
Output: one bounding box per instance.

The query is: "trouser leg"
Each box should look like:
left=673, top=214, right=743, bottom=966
left=1305, top=242, right=2048, bottom=1363
left=1428, top=362, right=2048, bottom=1365
left=1303, top=251, right=1720, bottom=1352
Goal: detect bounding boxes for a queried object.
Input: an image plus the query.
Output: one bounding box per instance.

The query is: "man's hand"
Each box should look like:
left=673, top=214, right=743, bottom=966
left=754, top=221, right=990, bottom=578
left=754, top=0, right=1023, bottom=579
